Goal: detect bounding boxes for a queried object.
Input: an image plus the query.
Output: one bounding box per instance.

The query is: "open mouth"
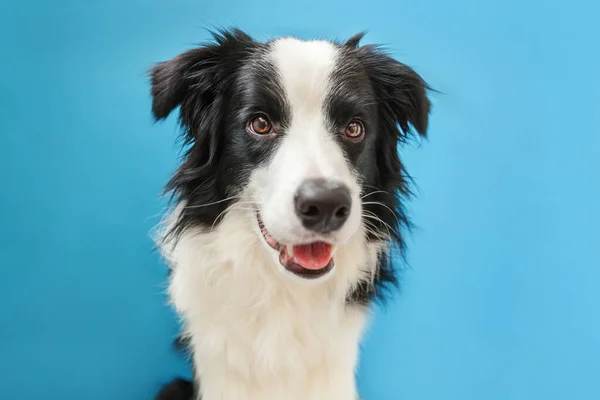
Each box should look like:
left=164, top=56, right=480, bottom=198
left=257, top=214, right=335, bottom=279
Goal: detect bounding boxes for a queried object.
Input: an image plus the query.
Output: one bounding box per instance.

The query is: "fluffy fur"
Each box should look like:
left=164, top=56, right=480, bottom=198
left=150, top=29, right=431, bottom=400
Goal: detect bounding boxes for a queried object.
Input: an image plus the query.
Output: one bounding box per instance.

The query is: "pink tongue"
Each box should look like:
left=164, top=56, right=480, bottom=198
left=292, top=242, right=333, bottom=270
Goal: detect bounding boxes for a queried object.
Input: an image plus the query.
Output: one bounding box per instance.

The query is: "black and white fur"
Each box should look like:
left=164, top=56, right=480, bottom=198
left=150, top=29, right=431, bottom=400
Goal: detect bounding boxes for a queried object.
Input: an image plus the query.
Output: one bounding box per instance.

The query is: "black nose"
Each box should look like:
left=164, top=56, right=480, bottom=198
left=294, top=179, right=352, bottom=233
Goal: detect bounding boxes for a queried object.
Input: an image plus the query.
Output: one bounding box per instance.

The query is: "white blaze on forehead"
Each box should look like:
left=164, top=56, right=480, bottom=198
left=266, top=37, right=345, bottom=179
left=255, top=38, right=362, bottom=246
left=269, top=38, right=339, bottom=116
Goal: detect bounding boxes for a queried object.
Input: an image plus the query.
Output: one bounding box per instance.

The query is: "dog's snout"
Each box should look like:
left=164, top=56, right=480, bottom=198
left=294, top=179, right=351, bottom=233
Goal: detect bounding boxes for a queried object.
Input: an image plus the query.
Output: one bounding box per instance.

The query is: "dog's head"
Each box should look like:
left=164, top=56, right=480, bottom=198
left=151, top=29, right=430, bottom=297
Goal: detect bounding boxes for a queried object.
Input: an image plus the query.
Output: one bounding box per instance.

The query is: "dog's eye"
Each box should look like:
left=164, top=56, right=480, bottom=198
left=247, top=114, right=273, bottom=135
left=345, top=120, right=365, bottom=141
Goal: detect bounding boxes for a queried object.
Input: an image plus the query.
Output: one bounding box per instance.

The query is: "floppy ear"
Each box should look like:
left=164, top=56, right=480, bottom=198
left=150, top=48, right=211, bottom=121
left=149, top=28, right=254, bottom=122
left=357, top=45, right=431, bottom=137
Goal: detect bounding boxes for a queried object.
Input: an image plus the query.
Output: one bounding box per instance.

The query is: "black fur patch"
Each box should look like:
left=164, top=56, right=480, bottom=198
left=155, top=378, right=195, bottom=400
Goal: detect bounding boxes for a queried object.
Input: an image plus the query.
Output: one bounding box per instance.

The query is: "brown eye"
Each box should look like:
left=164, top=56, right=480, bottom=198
left=345, top=120, right=365, bottom=140
left=248, top=114, right=273, bottom=135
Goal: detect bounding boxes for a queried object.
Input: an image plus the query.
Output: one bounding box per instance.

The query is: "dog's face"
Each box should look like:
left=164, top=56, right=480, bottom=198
left=151, top=30, right=430, bottom=290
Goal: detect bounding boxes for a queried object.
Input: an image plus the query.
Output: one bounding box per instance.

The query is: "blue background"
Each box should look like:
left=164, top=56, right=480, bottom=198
left=1, top=0, right=599, bottom=399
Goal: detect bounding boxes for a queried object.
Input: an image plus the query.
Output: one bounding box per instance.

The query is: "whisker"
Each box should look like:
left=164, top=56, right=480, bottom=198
left=362, top=215, right=392, bottom=239
left=362, top=201, right=401, bottom=227
left=210, top=202, right=259, bottom=231
left=361, top=220, right=389, bottom=241
left=360, top=190, right=389, bottom=199
left=362, top=211, right=398, bottom=238
left=180, top=195, right=242, bottom=210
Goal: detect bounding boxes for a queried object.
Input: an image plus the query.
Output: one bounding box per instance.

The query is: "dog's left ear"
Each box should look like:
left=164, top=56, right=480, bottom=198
left=356, top=45, right=431, bottom=137
left=344, top=32, right=366, bottom=49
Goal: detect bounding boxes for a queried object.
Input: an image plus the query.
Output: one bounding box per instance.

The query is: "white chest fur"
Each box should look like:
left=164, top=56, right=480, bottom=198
left=159, top=206, right=379, bottom=400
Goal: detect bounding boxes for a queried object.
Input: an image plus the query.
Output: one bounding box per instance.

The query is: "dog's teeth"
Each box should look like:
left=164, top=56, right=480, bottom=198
left=331, top=245, right=338, bottom=255
left=287, top=246, right=294, bottom=258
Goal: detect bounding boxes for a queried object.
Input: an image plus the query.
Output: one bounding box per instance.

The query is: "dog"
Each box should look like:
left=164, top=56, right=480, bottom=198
left=150, top=28, right=431, bottom=400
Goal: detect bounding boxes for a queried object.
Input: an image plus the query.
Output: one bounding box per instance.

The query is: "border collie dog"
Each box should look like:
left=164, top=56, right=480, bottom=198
left=150, top=28, right=431, bottom=400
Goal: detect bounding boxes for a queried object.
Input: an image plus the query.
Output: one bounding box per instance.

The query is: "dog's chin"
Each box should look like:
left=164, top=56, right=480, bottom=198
left=256, top=213, right=338, bottom=282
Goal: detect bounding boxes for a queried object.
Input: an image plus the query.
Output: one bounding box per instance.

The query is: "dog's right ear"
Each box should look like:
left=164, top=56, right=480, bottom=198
left=149, top=29, right=254, bottom=121
left=150, top=48, right=209, bottom=121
